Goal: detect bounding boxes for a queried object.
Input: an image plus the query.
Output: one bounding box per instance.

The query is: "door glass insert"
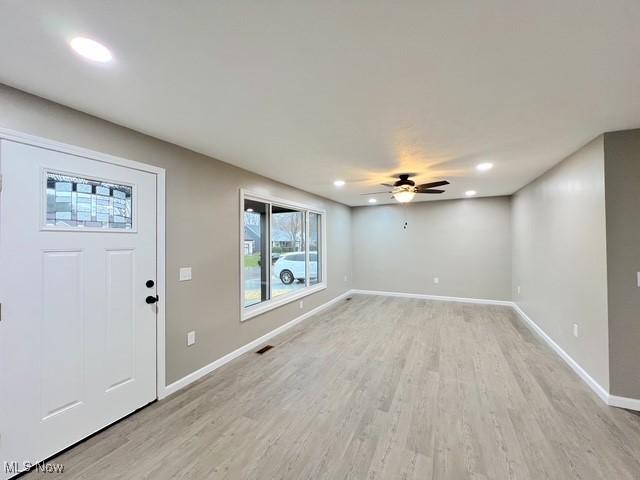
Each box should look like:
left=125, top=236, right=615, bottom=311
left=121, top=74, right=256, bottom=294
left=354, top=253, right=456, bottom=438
left=45, top=172, right=133, bottom=230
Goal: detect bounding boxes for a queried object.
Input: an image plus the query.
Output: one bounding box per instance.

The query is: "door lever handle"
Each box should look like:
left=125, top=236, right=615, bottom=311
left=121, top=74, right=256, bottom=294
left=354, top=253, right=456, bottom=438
left=146, top=295, right=159, bottom=305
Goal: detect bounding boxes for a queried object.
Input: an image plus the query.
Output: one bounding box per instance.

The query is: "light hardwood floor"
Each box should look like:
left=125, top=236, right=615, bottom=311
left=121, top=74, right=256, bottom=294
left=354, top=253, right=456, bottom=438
left=25, top=295, right=640, bottom=479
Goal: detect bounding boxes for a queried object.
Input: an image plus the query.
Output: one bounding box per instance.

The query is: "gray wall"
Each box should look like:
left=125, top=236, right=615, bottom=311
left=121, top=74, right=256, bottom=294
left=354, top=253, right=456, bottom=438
left=4, top=83, right=638, bottom=399
left=511, top=136, right=610, bottom=390
left=604, top=129, right=640, bottom=399
left=351, top=197, right=512, bottom=301
left=0, top=84, right=353, bottom=384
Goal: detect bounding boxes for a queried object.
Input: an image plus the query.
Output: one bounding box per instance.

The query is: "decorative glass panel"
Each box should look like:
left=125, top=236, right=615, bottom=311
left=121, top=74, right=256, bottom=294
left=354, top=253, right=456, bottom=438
left=45, top=172, right=133, bottom=230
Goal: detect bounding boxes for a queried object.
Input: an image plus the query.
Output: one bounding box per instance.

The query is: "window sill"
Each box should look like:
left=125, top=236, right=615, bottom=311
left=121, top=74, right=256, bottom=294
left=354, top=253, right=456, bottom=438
left=241, top=283, right=327, bottom=322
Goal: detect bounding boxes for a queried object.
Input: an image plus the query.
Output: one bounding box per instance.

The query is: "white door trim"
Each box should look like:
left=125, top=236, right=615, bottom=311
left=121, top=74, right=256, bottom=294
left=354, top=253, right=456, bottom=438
left=0, top=127, right=168, bottom=400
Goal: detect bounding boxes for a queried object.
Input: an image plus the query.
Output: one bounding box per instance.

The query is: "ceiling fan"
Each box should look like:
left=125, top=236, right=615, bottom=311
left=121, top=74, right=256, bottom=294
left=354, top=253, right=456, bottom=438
left=362, top=174, right=450, bottom=203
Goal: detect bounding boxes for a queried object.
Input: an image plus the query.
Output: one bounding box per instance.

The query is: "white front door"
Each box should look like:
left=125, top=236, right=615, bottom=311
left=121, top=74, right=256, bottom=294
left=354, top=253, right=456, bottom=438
left=0, top=140, right=157, bottom=478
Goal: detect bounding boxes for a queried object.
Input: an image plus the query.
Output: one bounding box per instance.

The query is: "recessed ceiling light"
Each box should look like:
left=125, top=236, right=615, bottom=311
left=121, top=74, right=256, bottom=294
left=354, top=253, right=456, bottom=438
left=465, top=190, right=477, bottom=196
left=476, top=162, right=493, bottom=172
left=333, top=180, right=346, bottom=187
left=368, top=198, right=377, bottom=204
left=70, top=37, right=113, bottom=63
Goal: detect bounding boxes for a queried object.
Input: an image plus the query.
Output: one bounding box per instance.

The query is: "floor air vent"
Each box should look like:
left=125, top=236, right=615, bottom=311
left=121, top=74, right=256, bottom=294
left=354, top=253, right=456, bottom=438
left=256, top=345, right=274, bottom=354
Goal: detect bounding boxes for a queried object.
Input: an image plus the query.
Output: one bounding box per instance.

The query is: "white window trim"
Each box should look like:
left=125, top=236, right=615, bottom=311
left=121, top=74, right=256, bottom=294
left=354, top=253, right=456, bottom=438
left=239, top=189, right=327, bottom=321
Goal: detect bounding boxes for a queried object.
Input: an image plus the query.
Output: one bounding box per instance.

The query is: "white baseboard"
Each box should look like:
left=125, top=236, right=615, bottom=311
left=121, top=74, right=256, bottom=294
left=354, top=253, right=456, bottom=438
left=608, top=394, right=640, bottom=411
left=512, top=303, right=640, bottom=412
left=159, top=290, right=353, bottom=399
left=350, top=289, right=513, bottom=306
left=511, top=304, right=610, bottom=404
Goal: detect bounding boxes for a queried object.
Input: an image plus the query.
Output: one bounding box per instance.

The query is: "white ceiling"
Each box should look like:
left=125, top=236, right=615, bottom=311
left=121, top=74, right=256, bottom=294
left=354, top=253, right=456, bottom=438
left=1, top=0, right=640, bottom=206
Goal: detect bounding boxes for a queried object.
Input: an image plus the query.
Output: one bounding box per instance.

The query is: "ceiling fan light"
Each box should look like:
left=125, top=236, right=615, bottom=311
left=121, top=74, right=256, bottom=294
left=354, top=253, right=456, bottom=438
left=393, top=190, right=416, bottom=203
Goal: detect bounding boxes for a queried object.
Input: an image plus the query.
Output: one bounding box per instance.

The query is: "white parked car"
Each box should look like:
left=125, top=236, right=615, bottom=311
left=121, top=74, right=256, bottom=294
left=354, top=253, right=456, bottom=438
left=273, top=252, right=318, bottom=284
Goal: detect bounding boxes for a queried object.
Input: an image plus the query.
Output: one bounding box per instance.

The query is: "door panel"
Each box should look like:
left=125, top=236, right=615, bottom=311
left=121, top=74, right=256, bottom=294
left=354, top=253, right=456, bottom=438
left=105, top=249, right=135, bottom=392
left=0, top=140, right=157, bottom=478
left=41, top=250, right=85, bottom=421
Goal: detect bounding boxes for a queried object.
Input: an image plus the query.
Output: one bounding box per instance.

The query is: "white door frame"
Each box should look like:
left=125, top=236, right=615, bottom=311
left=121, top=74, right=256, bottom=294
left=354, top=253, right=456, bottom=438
left=0, top=127, right=169, bottom=399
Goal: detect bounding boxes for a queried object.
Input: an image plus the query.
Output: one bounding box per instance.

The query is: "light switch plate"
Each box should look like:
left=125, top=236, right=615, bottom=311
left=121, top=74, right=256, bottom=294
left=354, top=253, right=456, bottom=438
left=573, top=324, right=579, bottom=337
left=179, top=267, right=192, bottom=281
left=187, top=330, right=196, bottom=346
left=433, top=277, right=439, bottom=284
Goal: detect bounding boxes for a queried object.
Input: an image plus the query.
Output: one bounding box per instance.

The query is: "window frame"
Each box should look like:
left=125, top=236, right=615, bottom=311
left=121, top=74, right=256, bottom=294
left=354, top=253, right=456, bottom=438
left=240, top=189, right=327, bottom=321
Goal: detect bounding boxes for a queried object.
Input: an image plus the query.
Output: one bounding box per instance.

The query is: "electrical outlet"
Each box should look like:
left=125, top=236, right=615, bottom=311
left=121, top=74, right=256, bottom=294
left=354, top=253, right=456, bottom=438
left=299, top=300, right=304, bottom=309
left=344, top=275, right=348, bottom=282
left=573, top=324, right=579, bottom=337
left=517, top=285, right=521, bottom=295
left=433, top=277, right=439, bottom=284
left=187, top=330, right=196, bottom=346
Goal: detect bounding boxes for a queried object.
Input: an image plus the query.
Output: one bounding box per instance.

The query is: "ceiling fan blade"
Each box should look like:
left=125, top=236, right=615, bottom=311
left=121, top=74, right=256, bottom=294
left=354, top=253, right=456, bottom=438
left=416, top=180, right=450, bottom=189
left=380, top=183, right=395, bottom=187
left=416, top=188, right=445, bottom=194
left=360, top=191, right=392, bottom=195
